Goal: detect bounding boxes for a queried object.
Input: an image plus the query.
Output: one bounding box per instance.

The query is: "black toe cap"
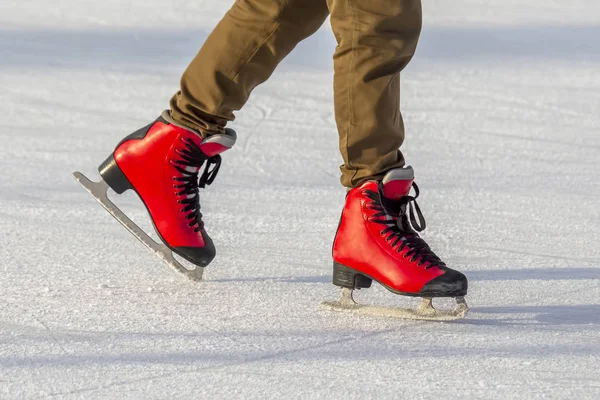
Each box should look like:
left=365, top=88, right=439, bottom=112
left=419, top=268, right=468, bottom=297
left=174, top=233, right=216, bottom=267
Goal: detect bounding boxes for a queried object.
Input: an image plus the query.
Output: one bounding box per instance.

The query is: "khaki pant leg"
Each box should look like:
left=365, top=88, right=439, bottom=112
left=327, top=0, right=422, bottom=187
left=170, top=0, right=329, bottom=136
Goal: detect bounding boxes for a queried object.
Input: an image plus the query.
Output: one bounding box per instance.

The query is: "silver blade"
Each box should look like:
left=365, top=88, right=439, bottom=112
left=321, top=288, right=468, bottom=321
left=72, top=171, right=204, bottom=281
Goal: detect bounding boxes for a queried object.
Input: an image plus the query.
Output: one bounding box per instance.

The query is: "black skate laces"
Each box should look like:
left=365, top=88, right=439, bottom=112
left=365, top=183, right=446, bottom=269
left=170, top=137, right=221, bottom=232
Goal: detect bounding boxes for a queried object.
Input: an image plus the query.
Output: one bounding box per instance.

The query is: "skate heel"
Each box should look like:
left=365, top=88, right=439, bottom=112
left=332, top=262, right=372, bottom=289
left=98, top=154, right=133, bottom=194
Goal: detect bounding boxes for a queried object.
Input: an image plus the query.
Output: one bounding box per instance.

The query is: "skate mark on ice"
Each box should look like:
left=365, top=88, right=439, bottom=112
left=473, top=129, right=600, bottom=151
left=457, top=244, right=600, bottom=264
left=41, top=329, right=395, bottom=398
left=463, top=282, right=600, bottom=331
left=237, top=95, right=338, bottom=182
left=239, top=101, right=271, bottom=156
left=450, top=83, right=593, bottom=121
left=210, top=275, right=329, bottom=284
left=476, top=304, right=600, bottom=326
left=468, top=267, right=600, bottom=281
left=1, top=298, right=69, bottom=357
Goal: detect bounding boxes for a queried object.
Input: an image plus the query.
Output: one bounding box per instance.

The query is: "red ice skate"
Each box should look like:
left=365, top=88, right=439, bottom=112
left=73, top=111, right=236, bottom=280
left=323, top=167, right=469, bottom=320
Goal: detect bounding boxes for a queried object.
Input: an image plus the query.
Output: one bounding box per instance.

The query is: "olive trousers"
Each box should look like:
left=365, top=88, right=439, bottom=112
left=170, top=0, right=422, bottom=187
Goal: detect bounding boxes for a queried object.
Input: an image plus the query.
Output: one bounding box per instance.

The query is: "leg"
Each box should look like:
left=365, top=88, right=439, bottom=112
left=325, top=1, right=468, bottom=319
left=170, top=0, right=330, bottom=136
left=77, top=2, right=329, bottom=277
left=327, top=0, right=422, bottom=187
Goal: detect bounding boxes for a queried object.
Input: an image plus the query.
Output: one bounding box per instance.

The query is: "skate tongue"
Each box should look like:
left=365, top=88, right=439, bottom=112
left=380, top=166, right=426, bottom=232
left=381, top=167, right=414, bottom=200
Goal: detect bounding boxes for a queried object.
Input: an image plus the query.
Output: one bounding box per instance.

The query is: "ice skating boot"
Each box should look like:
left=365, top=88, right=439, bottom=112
left=73, top=111, right=236, bottom=280
left=323, top=167, right=469, bottom=320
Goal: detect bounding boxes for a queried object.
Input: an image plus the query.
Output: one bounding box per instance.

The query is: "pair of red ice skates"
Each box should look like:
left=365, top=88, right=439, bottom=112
left=74, top=112, right=468, bottom=320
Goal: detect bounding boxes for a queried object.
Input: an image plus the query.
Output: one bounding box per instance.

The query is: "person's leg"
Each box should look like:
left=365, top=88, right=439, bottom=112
left=170, top=0, right=330, bottom=136
left=326, top=0, right=468, bottom=314
left=87, top=1, right=329, bottom=274
left=327, top=0, right=422, bottom=187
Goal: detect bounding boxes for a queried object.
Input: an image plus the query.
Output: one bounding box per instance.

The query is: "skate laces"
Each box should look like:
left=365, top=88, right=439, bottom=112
left=365, top=184, right=446, bottom=269
left=170, top=137, right=221, bottom=232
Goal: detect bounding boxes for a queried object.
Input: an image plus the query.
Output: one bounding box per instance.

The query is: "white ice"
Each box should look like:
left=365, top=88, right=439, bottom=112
left=1, top=1, right=599, bottom=398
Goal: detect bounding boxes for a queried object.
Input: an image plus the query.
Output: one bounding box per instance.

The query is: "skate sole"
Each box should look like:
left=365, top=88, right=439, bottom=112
left=72, top=171, right=204, bottom=281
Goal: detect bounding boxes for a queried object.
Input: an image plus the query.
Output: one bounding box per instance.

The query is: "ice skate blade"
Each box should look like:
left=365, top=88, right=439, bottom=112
left=72, top=171, right=204, bottom=281
left=321, top=288, right=468, bottom=321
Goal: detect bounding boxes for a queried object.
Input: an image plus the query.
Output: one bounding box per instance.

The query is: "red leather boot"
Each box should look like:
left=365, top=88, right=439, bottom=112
left=97, top=111, right=236, bottom=268
left=332, top=167, right=468, bottom=298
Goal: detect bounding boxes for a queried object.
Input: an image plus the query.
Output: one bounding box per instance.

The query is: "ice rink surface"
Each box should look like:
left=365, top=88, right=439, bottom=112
left=0, top=1, right=599, bottom=398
